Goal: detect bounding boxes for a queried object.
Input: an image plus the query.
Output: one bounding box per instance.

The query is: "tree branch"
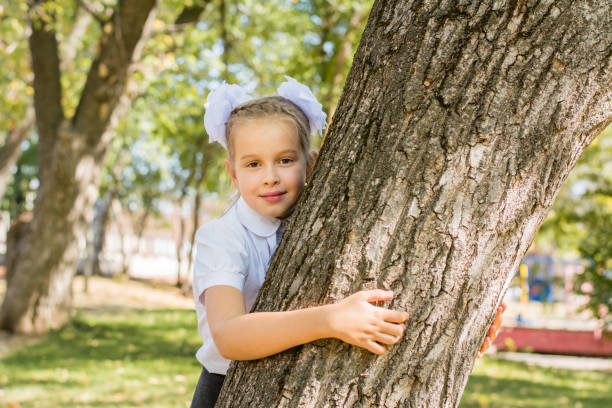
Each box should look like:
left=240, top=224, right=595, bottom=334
left=60, top=4, right=94, bottom=69
left=174, top=1, right=212, bottom=25
left=324, top=7, right=366, bottom=128
left=28, top=0, right=64, bottom=183
left=72, top=0, right=157, bottom=144
left=220, top=0, right=231, bottom=75
left=150, top=0, right=213, bottom=36
left=76, top=0, right=108, bottom=25
left=0, top=105, right=35, bottom=199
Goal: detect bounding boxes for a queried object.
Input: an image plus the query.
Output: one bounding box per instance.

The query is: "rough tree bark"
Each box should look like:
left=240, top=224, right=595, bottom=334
left=0, top=0, right=157, bottom=333
left=217, top=0, right=611, bottom=407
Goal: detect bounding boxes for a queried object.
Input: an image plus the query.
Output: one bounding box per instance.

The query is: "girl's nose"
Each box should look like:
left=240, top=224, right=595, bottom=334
left=263, top=166, right=280, bottom=185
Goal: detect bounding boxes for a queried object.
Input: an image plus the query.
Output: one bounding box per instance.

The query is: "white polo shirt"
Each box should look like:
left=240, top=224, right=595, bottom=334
left=192, top=197, right=283, bottom=374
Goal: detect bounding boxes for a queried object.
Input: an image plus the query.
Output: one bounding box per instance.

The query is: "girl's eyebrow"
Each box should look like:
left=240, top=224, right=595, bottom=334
left=240, top=150, right=298, bottom=161
left=276, top=149, right=298, bottom=156
left=239, top=154, right=258, bottom=161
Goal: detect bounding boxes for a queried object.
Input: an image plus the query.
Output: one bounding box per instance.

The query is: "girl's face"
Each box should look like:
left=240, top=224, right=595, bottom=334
left=225, top=117, right=313, bottom=218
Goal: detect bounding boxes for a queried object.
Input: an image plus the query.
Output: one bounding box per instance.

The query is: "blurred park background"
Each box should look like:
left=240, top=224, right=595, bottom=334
left=0, top=1, right=610, bottom=407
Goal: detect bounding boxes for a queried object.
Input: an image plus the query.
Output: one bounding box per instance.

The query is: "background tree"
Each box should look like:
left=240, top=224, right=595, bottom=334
left=0, top=0, right=159, bottom=333
left=217, top=0, right=611, bottom=406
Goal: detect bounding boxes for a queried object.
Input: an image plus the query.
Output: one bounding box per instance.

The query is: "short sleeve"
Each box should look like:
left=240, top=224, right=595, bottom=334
left=193, top=219, right=248, bottom=305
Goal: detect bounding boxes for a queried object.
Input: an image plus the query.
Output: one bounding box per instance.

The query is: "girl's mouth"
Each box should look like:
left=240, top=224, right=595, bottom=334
left=261, top=192, right=286, bottom=202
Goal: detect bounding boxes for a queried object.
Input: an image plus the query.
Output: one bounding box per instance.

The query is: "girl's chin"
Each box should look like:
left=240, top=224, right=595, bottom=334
left=277, top=205, right=296, bottom=219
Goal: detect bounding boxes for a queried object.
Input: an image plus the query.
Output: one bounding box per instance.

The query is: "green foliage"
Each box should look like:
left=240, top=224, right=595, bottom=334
left=0, top=0, right=103, bottom=219
left=573, top=210, right=612, bottom=330
left=536, top=125, right=612, bottom=254
left=1, top=1, right=373, bottom=221
left=0, top=139, right=38, bottom=218
left=101, top=0, right=373, bottom=217
left=535, top=124, right=612, bottom=326
left=0, top=3, right=36, bottom=221
left=103, top=130, right=165, bottom=219
left=0, top=2, right=32, bottom=140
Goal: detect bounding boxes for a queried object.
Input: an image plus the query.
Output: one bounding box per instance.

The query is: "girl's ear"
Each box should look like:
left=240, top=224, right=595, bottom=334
left=306, top=150, right=318, bottom=179
left=225, top=158, right=239, bottom=190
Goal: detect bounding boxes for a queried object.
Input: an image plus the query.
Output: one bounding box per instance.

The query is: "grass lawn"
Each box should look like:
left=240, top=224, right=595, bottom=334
left=463, top=357, right=612, bottom=408
left=1, top=308, right=203, bottom=408
left=1, top=277, right=610, bottom=407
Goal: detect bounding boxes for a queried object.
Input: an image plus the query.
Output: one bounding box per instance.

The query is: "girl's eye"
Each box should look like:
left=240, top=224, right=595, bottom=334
left=280, top=158, right=294, bottom=165
left=246, top=161, right=259, bottom=168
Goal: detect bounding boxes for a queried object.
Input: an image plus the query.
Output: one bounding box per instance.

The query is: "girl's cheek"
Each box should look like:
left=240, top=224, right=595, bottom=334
left=296, top=168, right=308, bottom=185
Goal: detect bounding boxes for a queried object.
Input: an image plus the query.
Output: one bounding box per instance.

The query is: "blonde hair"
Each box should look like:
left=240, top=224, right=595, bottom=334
left=226, top=96, right=313, bottom=165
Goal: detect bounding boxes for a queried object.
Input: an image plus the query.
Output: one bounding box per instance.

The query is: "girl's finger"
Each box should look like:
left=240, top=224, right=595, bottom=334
left=374, top=332, right=401, bottom=345
left=378, top=321, right=405, bottom=338
left=487, top=324, right=497, bottom=337
left=480, top=336, right=492, bottom=353
left=493, top=315, right=502, bottom=329
left=367, top=341, right=386, bottom=355
left=363, top=289, right=394, bottom=303
left=381, top=308, right=410, bottom=323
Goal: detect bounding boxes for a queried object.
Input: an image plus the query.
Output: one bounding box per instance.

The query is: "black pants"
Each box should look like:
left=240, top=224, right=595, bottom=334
left=191, top=366, right=226, bottom=408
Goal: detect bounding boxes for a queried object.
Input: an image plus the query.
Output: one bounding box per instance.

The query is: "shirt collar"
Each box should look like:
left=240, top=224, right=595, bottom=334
left=235, top=196, right=281, bottom=237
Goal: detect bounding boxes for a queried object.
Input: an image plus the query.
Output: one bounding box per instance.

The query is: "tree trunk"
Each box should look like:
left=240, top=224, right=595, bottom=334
left=114, top=199, right=131, bottom=277
left=324, top=7, right=365, bottom=127
left=0, top=0, right=157, bottom=333
left=117, top=198, right=152, bottom=278
left=83, top=189, right=115, bottom=292
left=5, top=213, right=33, bottom=288
left=217, top=0, right=611, bottom=406
left=92, top=190, right=115, bottom=277
left=184, top=146, right=212, bottom=293
left=174, top=148, right=201, bottom=287
left=133, top=201, right=152, bottom=276
left=183, top=186, right=202, bottom=292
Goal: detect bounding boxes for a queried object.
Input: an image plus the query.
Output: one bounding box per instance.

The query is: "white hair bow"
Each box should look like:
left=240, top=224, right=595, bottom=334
left=203, top=76, right=327, bottom=150
left=203, top=82, right=251, bottom=149
left=277, top=76, right=327, bottom=135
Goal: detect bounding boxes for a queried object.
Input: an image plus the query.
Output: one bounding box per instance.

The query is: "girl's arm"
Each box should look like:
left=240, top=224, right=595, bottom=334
left=205, top=285, right=409, bottom=360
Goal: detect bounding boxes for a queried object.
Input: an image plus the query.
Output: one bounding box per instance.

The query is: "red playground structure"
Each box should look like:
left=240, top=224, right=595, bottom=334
left=493, top=255, right=612, bottom=357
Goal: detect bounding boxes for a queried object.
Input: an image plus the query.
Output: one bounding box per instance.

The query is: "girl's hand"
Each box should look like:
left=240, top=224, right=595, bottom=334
left=477, top=302, right=507, bottom=358
left=328, top=289, right=410, bottom=355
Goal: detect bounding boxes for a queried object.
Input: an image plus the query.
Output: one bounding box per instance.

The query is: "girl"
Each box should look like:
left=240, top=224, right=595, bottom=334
left=191, top=77, right=503, bottom=407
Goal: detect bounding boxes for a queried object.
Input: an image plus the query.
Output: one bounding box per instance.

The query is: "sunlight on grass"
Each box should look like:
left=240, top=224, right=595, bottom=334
left=461, top=356, right=612, bottom=407
left=0, top=309, right=202, bottom=408
left=2, top=306, right=611, bottom=407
